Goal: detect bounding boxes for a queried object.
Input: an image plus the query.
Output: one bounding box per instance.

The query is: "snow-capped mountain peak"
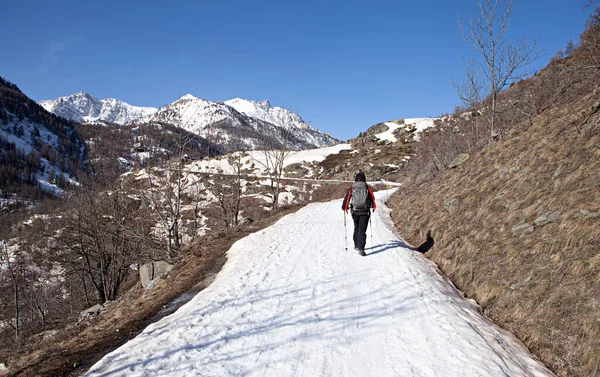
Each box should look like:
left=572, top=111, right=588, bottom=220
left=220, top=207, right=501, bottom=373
left=39, top=92, right=158, bottom=125
left=178, top=94, right=200, bottom=101
left=149, top=95, right=238, bottom=134
left=40, top=92, right=341, bottom=152
left=224, top=98, right=311, bottom=131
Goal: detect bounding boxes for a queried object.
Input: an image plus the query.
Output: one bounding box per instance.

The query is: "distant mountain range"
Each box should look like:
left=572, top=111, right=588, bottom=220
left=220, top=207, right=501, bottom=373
left=40, top=93, right=340, bottom=152
left=39, top=92, right=157, bottom=125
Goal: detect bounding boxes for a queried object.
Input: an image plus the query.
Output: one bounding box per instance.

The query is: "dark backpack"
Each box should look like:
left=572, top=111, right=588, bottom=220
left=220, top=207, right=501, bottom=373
left=350, top=182, right=370, bottom=211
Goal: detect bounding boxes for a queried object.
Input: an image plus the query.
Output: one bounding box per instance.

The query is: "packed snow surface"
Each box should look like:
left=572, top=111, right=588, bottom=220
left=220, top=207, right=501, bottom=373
left=84, top=191, right=553, bottom=377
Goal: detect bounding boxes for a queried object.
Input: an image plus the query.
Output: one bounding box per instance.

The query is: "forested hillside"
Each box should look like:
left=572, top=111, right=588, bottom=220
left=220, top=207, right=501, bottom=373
left=0, top=77, right=85, bottom=206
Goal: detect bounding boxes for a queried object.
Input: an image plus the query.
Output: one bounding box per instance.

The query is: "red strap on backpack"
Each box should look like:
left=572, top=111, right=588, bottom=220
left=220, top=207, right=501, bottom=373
left=344, top=187, right=353, bottom=213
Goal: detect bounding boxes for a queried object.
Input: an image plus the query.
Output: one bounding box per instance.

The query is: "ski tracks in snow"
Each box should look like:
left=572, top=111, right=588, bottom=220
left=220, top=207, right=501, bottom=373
left=84, top=191, right=555, bottom=377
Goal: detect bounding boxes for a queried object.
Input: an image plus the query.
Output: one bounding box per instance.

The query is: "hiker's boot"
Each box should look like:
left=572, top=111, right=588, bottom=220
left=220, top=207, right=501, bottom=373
left=358, top=249, right=366, bottom=256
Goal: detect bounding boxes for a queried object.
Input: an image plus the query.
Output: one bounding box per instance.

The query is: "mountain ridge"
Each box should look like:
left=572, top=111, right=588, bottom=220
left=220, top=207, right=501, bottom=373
left=39, top=92, right=158, bottom=125
left=40, top=92, right=341, bottom=152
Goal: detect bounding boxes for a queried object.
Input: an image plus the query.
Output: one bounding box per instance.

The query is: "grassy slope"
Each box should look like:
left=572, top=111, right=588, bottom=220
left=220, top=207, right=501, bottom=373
left=388, top=92, right=600, bottom=376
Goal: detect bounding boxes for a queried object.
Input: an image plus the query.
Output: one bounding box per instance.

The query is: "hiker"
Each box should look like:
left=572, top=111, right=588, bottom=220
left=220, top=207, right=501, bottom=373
left=341, top=171, right=376, bottom=256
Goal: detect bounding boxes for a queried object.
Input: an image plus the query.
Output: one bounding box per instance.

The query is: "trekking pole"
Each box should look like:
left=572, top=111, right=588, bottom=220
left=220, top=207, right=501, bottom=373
left=369, top=209, right=373, bottom=246
left=343, top=211, right=348, bottom=250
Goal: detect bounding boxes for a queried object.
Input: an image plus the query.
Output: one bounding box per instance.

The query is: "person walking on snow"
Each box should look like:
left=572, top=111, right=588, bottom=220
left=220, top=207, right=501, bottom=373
left=341, top=172, right=376, bottom=256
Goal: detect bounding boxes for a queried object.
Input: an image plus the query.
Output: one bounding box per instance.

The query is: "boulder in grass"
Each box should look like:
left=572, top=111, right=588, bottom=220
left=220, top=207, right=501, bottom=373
left=533, top=211, right=561, bottom=227
left=79, top=304, right=103, bottom=319
left=443, top=198, right=460, bottom=211
left=448, top=153, right=470, bottom=169
left=140, top=261, right=174, bottom=289
left=580, top=210, right=598, bottom=219
left=512, top=223, right=534, bottom=233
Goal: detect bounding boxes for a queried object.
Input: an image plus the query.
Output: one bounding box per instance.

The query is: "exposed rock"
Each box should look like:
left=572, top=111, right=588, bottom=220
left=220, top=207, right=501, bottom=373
left=145, top=277, right=161, bottom=291
left=443, top=198, right=460, bottom=211
left=239, top=217, right=254, bottom=226
left=580, top=209, right=598, bottom=218
left=283, top=163, right=309, bottom=178
left=392, top=126, right=410, bottom=139
left=79, top=304, right=103, bottom=319
left=31, top=329, right=59, bottom=341
left=533, top=211, right=561, bottom=227
left=518, top=276, right=533, bottom=288
left=140, top=261, right=174, bottom=289
left=553, top=165, right=564, bottom=178
left=366, top=122, right=391, bottom=135
left=40, top=329, right=58, bottom=339
left=448, top=153, right=470, bottom=169
left=512, top=223, right=534, bottom=233
left=0, top=363, right=7, bottom=372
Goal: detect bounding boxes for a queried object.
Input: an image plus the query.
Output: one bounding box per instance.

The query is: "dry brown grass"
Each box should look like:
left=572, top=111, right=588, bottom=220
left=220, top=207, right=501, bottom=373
left=310, top=182, right=349, bottom=202
left=388, top=93, right=600, bottom=376
left=0, top=205, right=305, bottom=377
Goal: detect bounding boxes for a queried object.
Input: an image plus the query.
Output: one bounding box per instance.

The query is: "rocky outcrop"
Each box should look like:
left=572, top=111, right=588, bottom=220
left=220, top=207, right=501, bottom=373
left=140, top=261, right=174, bottom=289
left=79, top=304, right=103, bottom=319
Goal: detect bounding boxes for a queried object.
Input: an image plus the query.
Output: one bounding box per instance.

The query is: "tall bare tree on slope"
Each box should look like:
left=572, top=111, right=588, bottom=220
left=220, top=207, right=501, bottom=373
left=254, top=113, right=293, bottom=211
left=455, top=0, right=540, bottom=139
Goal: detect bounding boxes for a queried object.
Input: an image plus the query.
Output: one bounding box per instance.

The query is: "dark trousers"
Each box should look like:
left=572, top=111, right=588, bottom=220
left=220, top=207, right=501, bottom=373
left=352, top=213, right=370, bottom=250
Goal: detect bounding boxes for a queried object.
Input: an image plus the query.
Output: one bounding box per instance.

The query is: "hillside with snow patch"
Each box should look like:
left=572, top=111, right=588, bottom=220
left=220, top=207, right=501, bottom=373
left=374, top=118, right=439, bottom=144
left=0, top=78, right=85, bottom=203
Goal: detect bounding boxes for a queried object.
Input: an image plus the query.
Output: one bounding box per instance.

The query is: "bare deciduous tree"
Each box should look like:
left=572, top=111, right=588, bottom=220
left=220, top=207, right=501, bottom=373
left=0, top=240, right=22, bottom=342
left=140, top=129, right=197, bottom=256
left=253, top=110, right=295, bottom=211
left=580, top=6, right=600, bottom=77
left=56, top=188, right=152, bottom=304
left=209, top=150, right=249, bottom=228
left=259, top=143, right=292, bottom=211
left=187, top=176, right=207, bottom=242
left=585, top=0, right=600, bottom=8
left=455, top=0, right=540, bottom=138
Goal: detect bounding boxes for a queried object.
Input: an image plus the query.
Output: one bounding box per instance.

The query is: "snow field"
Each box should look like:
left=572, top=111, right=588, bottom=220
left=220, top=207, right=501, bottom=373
left=84, top=190, right=554, bottom=377
left=375, top=118, right=438, bottom=143
left=188, top=144, right=352, bottom=177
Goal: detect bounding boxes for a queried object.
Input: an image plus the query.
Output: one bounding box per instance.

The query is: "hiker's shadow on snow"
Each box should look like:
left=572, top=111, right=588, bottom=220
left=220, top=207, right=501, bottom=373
left=366, top=240, right=411, bottom=256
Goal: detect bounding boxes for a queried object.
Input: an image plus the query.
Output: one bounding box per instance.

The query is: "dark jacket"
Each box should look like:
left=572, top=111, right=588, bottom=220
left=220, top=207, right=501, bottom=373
left=342, top=181, right=376, bottom=215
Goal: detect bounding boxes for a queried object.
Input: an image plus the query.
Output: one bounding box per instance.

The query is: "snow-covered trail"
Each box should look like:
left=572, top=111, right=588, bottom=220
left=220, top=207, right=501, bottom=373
left=85, top=191, right=554, bottom=377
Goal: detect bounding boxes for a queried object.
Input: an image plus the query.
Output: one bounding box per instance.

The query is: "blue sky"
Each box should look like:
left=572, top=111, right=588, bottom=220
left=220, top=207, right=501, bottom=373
left=0, top=0, right=595, bottom=140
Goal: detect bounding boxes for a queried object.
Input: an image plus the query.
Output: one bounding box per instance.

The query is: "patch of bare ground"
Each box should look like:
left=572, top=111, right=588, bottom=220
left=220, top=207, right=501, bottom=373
left=389, top=93, right=600, bottom=376
left=1, top=204, right=307, bottom=377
